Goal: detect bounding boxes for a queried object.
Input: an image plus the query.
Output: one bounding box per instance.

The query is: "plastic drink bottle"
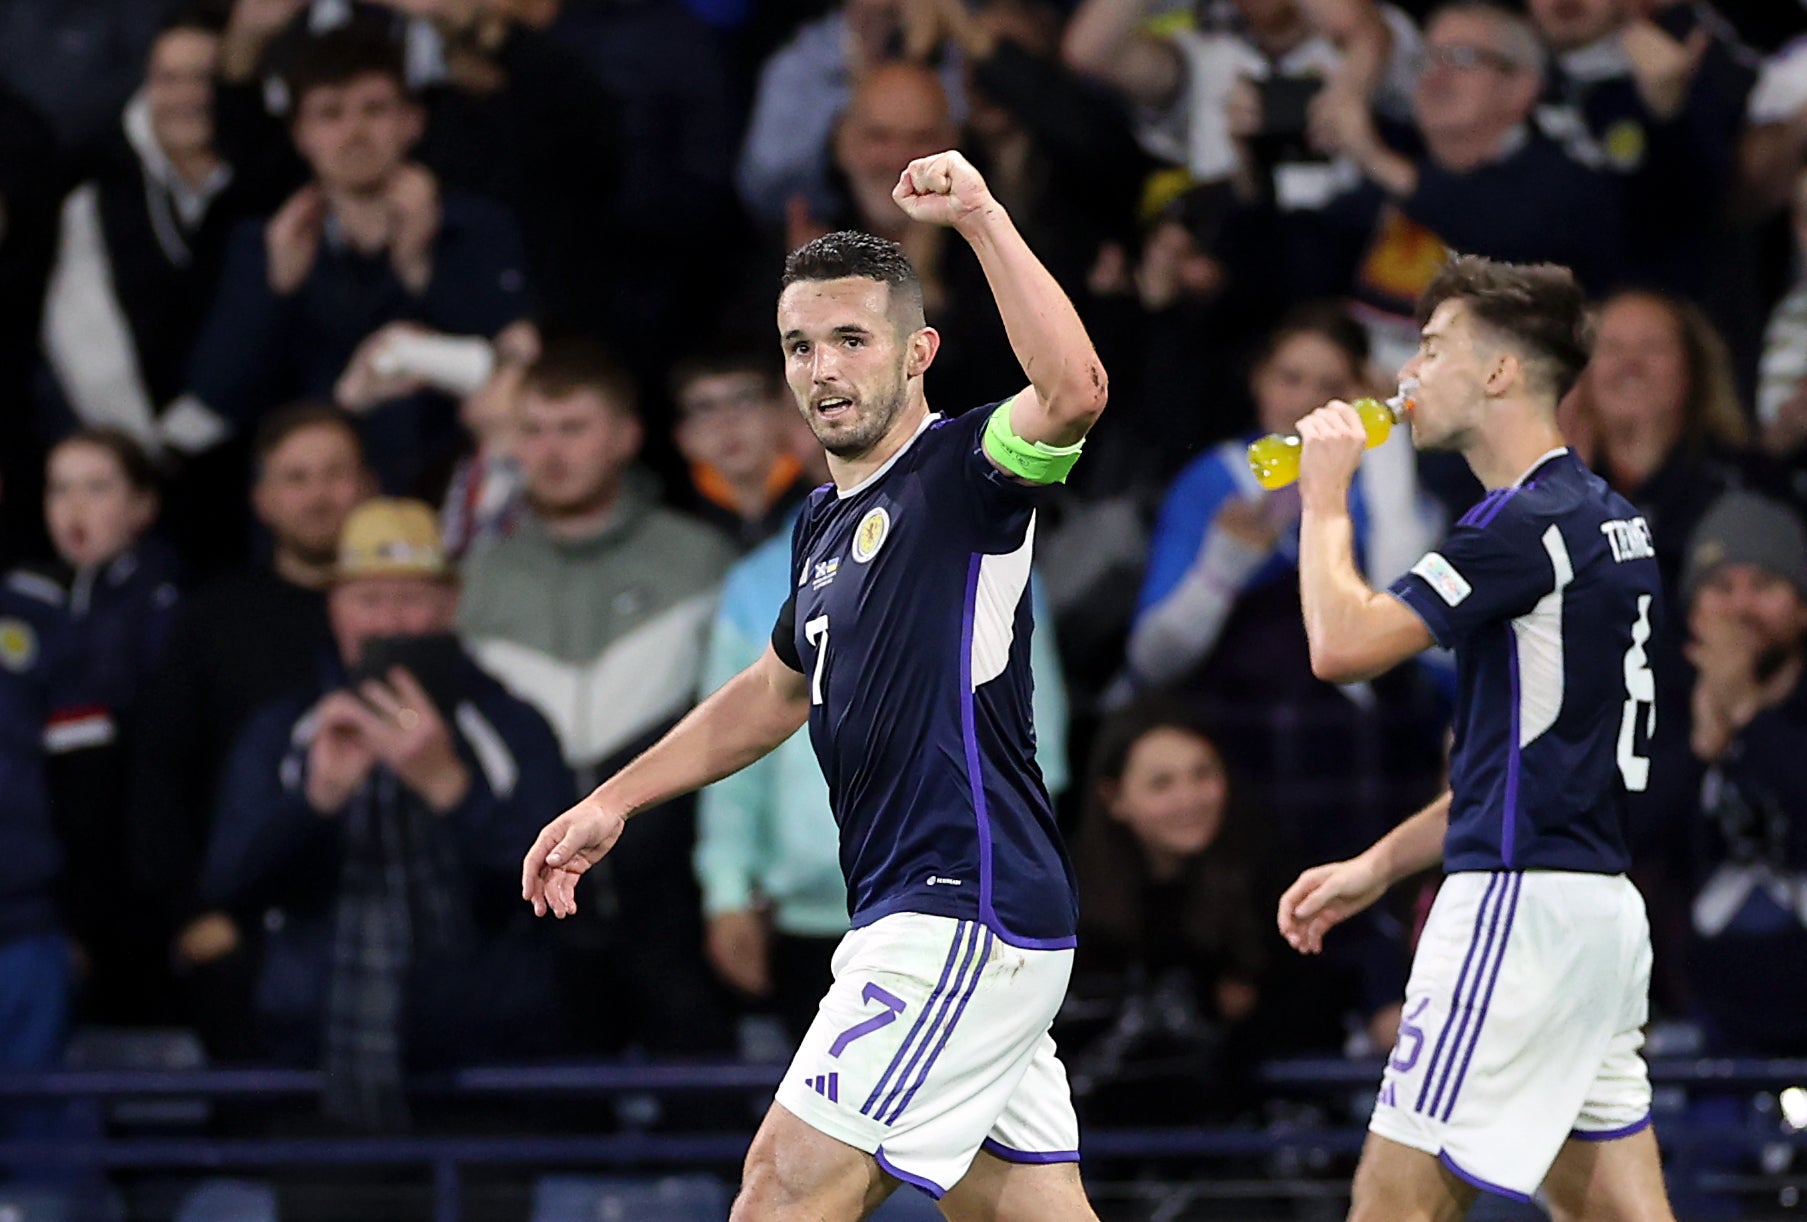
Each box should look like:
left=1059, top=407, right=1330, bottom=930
left=1245, top=388, right=1416, bottom=491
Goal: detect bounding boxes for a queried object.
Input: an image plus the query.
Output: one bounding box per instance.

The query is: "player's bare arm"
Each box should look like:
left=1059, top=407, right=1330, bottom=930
left=1278, top=792, right=1450, bottom=955
left=522, top=644, right=809, bottom=918
left=1295, top=400, right=1434, bottom=681
left=892, top=151, right=1108, bottom=454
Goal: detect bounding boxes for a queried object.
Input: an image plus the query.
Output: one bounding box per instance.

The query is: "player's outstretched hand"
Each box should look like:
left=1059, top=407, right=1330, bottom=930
left=892, top=150, right=996, bottom=231
left=521, top=798, right=628, bottom=919
left=1277, top=855, right=1387, bottom=955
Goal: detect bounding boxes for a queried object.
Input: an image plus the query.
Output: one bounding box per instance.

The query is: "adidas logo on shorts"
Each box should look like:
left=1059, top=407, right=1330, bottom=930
left=803, top=1073, right=839, bottom=1102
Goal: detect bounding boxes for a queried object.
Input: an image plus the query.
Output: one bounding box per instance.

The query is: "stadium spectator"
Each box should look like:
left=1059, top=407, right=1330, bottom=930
left=186, top=28, right=530, bottom=494
left=1739, top=25, right=1807, bottom=216
left=335, top=318, right=539, bottom=557
left=201, top=498, right=571, bottom=1129
left=1678, top=492, right=1807, bottom=1056
left=11, top=432, right=178, bottom=1022
left=1566, top=288, right=1756, bottom=600
left=0, top=475, right=74, bottom=1157
left=1059, top=702, right=1267, bottom=1123
left=458, top=336, right=735, bottom=1054
left=1297, top=1, right=1627, bottom=370
left=1757, top=168, right=1807, bottom=479
left=1063, top=0, right=1419, bottom=212
left=40, top=8, right=282, bottom=576
left=671, top=351, right=817, bottom=552
left=736, top=0, right=968, bottom=223
left=1527, top=0, right=1755, bottom=297
left=1118, top=304, right=1447, bottom=870
left=129, top=405, right=370, bottom=1055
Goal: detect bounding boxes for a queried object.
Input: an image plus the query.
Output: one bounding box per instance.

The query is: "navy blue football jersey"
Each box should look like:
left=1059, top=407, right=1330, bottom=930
left=1387, top=449, right=1663, bottom=874
left=771, top=406, right=1077, bottom=947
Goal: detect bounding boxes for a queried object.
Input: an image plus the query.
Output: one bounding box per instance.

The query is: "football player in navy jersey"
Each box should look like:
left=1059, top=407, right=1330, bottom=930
left=1277, top=255, right=1675, bottom=1221
left=524, top=150, right=1108, bottom=1220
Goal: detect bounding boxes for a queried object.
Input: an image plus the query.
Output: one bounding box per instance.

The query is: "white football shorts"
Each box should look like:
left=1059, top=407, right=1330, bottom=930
left=1369, top=870, right=1655, bottom=1202
left=773, top=912, right=1080, bottom=1198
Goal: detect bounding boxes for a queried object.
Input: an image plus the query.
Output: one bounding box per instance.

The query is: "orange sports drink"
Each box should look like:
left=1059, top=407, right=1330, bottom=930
left=1246, top=388, right=1417, bottom=491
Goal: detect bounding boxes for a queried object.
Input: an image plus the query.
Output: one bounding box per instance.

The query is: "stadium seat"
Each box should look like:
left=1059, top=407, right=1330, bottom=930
left=529, top=1174, right=731, bottom=1221
left=173, top=1179, right=279, bottom=1222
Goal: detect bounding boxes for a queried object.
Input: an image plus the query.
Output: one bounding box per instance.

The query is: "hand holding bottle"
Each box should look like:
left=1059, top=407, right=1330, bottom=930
left=1246, top=384, right=1415, bottom=490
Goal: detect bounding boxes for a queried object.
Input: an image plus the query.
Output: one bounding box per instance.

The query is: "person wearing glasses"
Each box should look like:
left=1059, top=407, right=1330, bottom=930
left=1301, top=2, right=1627, bottom=386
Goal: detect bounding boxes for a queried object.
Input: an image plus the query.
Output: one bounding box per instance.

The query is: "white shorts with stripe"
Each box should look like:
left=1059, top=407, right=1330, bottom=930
left=772, top=912, right=1079, bottom=1198
left=1369, top=871, right=1654, bottom=1202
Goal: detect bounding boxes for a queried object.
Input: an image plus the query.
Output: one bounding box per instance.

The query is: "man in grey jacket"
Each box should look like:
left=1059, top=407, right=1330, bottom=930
left=460, top=334, right=735, bottom=1054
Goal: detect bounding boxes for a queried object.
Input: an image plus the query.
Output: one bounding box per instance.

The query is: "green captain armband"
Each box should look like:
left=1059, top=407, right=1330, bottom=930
left=982, top=399, right=1085, bottom=484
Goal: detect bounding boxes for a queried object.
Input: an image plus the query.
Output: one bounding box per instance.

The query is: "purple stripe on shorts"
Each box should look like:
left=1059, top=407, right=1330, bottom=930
left=1571, top=1113, right=1652, bottom=1142
left=959, top=554, right=996, bottom=924
left=1427, top=873, right=1512, bottom=1119
left=1414, top=874, right=1502, bottom=1114
left=1438, top=1150, right=1533, bottom=1203
left=876, top=1146, right=947, bottom=1199
left=1440, top=872, right=1523, bottom=1121
left=871, top=922, right=983, bottom=1123
left=862, top=922, right=968, bottom=1117
left=884, top=927, right=994, bottom=1124
left=981, top=1137, right=1081, bottom=1165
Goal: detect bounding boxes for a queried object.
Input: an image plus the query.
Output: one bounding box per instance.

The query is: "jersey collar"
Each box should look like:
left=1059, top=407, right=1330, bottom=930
left=836, top=412, right=942, bottom=500
left=1511, top=447, right=1570, bottom=488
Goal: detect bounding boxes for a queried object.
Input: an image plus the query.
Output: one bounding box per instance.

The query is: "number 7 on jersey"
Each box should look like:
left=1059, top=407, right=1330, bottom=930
left=805, top=615, right=829, bottom=705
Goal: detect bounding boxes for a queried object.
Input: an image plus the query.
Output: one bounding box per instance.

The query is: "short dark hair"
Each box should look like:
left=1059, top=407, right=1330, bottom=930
left=1416, top=254, right=1591, bottom=401
left=1260, top=300, right=1371, bottom=374
left=51, top=428, right=160, bottom=494
left=160, top=2, right=230, bottom=37
left=253, top=402, right=365, bottom=473
left=781, top=231, right=926, bottom=333
left=669, top=348, right=781, bottom=407
left=285, top=27, right=410, bottom=113
left=520, top=333, right=640, bottom=419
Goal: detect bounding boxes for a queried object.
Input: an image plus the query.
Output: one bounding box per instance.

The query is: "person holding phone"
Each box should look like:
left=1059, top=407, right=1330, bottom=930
left=200, top=498, right=573, bottom=1131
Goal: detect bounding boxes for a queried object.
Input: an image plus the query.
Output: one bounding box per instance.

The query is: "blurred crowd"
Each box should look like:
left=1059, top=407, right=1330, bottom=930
left=1, top=0, right=1806, bottom=1149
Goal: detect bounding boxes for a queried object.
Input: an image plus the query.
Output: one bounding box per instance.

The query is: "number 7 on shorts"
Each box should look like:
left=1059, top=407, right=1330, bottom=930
left=829, top=983, right=906, bottom=1058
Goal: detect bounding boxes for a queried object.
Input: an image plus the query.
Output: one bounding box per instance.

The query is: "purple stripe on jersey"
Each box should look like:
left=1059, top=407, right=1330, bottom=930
left=981, top=1137, right=1081, bottom=1165
left=1438, top=1150, right=1534, bottom=1203
left=884, top=927, right=994, bottom=1124
left=876, top=1147, right=947, bottom=1199
left=1414, top=874, right=1503, bottom=1114
left=1440, top=872, right=1523, bottom=1121
left=1426, top=873, right=1512, bottom=1119
left=862, top=923, right=968, bottom=1117
left=1472, top=488, right=1519, bottom=530
left=959, top=554, right=997, bottom=926
left=1457, top=489, right=1509, bottom=528
left=1571, top=1113, right=1652, bottom=1142
left=1504, top=633, right=1522, bottom=867
left=871, top=922, right=983, bottom=1123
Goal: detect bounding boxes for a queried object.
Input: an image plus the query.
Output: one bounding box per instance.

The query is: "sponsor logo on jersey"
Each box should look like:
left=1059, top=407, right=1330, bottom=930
left=852, top=507, right=891, bottom=564
left=0, top=618, right=37, bottom=672
left=1411, top=552, right=1473, bottom=607
left=926, top=875, right=962, bottom=887
left=812, top=558, right=840, bottom=589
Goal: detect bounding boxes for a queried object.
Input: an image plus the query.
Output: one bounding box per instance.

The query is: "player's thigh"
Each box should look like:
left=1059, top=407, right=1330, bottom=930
left=1543, top=1127, right=1675, bottom=1222
left=732, top=1100, right=897, bottom=1222
left=1348, top=1132, right=1477, bottom=1222
left=938, top=1150, right=1097, bottom=1222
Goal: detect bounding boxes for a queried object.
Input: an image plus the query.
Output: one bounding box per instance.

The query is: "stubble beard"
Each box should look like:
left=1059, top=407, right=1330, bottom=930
left=811, top=376, right=908, bottom=459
